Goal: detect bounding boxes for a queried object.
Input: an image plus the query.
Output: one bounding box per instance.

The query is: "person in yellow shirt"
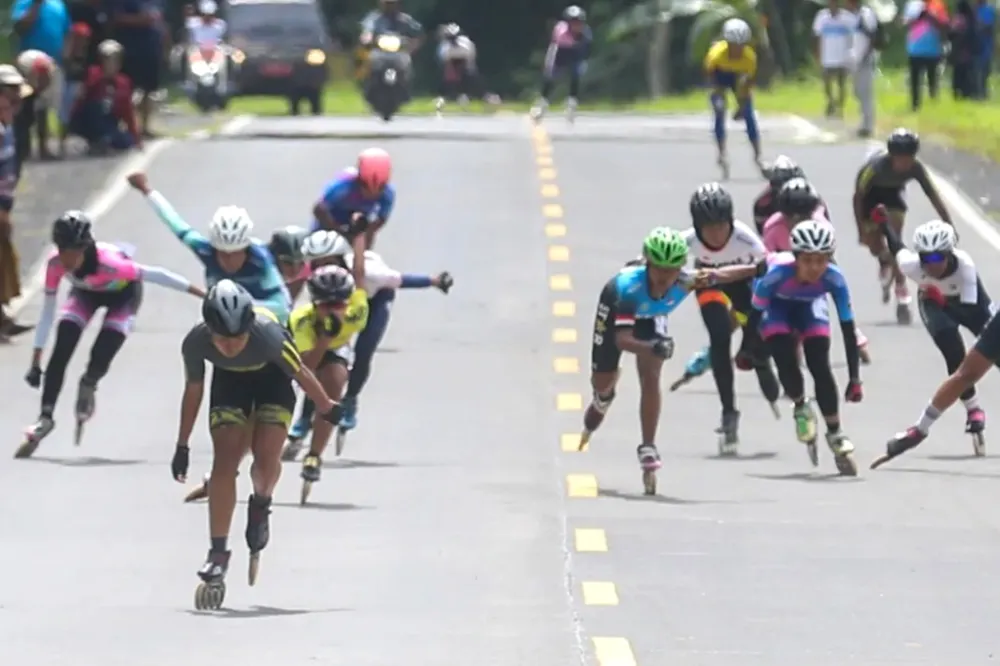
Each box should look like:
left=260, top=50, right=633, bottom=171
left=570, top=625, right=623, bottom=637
left=703, top=18, right=762, bottom=178
left=287, top=264, right=369, bottom=500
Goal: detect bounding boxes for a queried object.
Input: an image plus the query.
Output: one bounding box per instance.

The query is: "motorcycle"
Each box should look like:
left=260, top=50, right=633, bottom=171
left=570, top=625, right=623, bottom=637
left=177, top=43, right=234, bottom=113
left=363, top=32, right=409, bottom=121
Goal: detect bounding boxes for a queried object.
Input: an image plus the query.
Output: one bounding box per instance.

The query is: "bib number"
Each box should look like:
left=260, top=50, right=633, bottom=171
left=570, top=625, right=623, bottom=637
left=653, top=315, right=669, bottom=337
left=811, top=298, right=829, bottom=322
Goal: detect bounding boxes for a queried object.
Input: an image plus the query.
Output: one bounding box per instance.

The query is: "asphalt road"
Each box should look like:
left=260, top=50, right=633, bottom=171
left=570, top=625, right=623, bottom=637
left=2, top=111, right=1000, bottom=665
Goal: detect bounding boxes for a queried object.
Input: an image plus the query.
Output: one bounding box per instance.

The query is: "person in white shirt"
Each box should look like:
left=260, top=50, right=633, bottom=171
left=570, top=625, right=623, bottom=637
left=186, top=0, right=226, bottom=47
left=14, top=49, right=61, bottom=160
left=813, top=0, right=858, bottom=117
left=847, top=0, right=880, bottom=138
left=433, top=23, right=500, bottom=113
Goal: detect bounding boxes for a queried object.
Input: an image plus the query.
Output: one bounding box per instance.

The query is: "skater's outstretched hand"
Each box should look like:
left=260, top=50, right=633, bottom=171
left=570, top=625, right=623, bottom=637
left=171, top=445, right=189, bottom=482
left=24, top=364, right=41, bottom=389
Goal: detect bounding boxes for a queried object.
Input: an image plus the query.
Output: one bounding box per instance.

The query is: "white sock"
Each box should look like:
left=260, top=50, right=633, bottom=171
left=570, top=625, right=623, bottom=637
left=916, top=403, right=941, bottom=435
left=962, top=395, right=980, bottom=411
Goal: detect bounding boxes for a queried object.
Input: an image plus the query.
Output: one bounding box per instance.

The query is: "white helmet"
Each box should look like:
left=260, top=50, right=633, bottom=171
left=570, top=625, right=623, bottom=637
left=722, top=18, right=752, bottom=45
left=209, top=206, right=254, bottom=252
left=790, top=220, right=835, bottom=254
left=912, top=220, right=957, bottom=254
left=301, top=229, right=351, bottom=260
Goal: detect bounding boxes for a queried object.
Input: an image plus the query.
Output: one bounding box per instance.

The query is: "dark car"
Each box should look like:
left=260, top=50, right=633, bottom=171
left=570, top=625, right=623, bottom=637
left=225, top=0, right=330, bottom=114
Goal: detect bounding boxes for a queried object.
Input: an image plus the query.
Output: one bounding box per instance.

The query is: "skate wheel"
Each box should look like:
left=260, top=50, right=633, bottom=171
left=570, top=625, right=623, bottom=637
left=300, top=479, right=312, bottom=506
left=642, top=469, right=657, bottom=495
left=769, top=402, right=781, bottom=420
left=835, top=452, right=858, bottom=477
left=806, top=441, right=819, bottom=467
left=248, top=553, right=260, bottom=587
left=972, top=431, right=986, bottom=457
left=14, top=438, right=38, bottom=459
left=194, top=581, right=225, bottom=610
left=184, top=482, right=209, bottom=503
left=896, top=305, right=912, bottom=326
left=334, top=429, right=348, bottom=457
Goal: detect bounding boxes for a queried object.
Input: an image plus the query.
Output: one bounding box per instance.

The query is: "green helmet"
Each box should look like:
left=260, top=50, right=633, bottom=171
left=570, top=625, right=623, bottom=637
left=642, top=227, right=688, bottom=267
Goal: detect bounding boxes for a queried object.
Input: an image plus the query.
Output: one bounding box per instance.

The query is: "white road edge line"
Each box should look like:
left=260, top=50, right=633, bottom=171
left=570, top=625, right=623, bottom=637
left=7, top=114, right=254, bottom=318
left=789, top=114, right=1000, bottom=252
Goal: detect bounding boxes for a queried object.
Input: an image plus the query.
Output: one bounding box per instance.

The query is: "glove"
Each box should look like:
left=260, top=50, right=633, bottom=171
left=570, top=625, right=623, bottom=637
left=349, top=211, right=371, bottom=235
left=319, top=314, right=343, bottom=338
left=651, top=337, right=675, bottom=360
left=734, top=349, right=755, bottom=371
left=436, top=271, right=454, bottom=294
left=24, top=364, right=42, bottom=388
left=921, top=285, right=946, bottom=307
left=320, top=403, right=344, bottom=425
left=844, top=379, right=863, bottom=403
left=171, top=445, right=190, bottom=482
left=869, top=204, right=889, bottom=224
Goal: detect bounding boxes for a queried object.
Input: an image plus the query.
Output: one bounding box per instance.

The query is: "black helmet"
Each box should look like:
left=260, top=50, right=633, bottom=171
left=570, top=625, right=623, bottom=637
left=269, top=226, right=307, bottom=262
left=52, top=210, right=94, bottom=250
left=776, top=177, right=820, bottom=217
left=563, top=5, right=585, bottom=21
left=765, top=155, right=805, bottom=189
left=887, top=127, right=919, bottom=156
left=307, top=265, right=355, bottom=304
left=202, top=279, right=255, bottom=337
left=689, top=182, right=734, bottom=229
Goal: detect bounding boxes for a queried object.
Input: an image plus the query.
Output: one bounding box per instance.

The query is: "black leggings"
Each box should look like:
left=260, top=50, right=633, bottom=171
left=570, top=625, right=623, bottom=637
left=41, top=319, right=127, bottom=415
left=701, top=302, right=780, bottom=413
left=768, top=334, right=839, bottom=419
left=908, top=56, right=940, bottom=110
left=931, top=329, right=976, bottom=401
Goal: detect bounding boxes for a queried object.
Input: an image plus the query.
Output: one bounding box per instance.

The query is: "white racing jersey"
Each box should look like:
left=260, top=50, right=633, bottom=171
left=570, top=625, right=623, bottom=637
left=682, top=220, right=767, bottom=269
left=437, top=36, right=476, bottom=65
left=897, top=248, right=979, bottom=303
left=349, top=250, right=403, bottom=294
left=186, top=17, right=227, bottom=46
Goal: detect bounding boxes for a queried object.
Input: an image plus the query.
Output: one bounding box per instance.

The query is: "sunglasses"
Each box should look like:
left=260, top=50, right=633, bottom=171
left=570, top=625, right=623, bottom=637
left=919, top=252, right=948, bottom=263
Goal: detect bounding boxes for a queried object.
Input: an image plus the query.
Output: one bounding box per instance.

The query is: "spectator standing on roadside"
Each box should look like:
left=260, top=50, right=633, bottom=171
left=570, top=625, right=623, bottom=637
left=949, top=1, right=980, bottom=99
left=68, top=0, right=109, bottom=65
left=846, top=0, right=879, bottom=138
left=59, top=22, right=91, bottom=155
left=975, top=0, right=996, bottom=98
left=111, top=0, right=164, bottom=137
left=15, top=49, right=61, bottom=160
left=904, top=0, right=948, bottom=110
left=0, top=66, right=34, bottom=342
left=813, top=0, right=857, bottom=118
left=68, top=39, right=142, bottom=152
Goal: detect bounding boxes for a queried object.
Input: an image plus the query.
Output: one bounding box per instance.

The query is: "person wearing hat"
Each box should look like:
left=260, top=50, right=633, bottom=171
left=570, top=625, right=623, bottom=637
left=15, top=49, right=61, bottom=160
left=0, top=65, right=34, bottom=342
left=67, top=39, right=142, bottom=154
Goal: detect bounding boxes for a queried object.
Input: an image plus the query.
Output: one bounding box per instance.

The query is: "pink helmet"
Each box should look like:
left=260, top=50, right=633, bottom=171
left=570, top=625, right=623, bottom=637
left=357, top=147, right=392, bottom=192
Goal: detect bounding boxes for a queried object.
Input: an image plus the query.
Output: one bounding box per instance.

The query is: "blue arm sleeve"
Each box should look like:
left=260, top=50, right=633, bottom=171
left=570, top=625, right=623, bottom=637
left=146, top=191, right=211, bottom=253
left=751, top=272, right=777, bottom=310
left=250, top=244, right=292, bottom=323
left=11, top=0, right=30, bottom=21
left=827, top=267, right=855, bottom=322
left=378, top=186, right=396, bottom=222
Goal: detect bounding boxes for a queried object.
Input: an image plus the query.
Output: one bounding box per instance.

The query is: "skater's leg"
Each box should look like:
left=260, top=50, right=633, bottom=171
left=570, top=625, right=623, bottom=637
left=635, top=352, right=665, bottom=446
left=767, top=333, right=805, bottom=401
left=40, top=319, right=84, bottom=415
left=206, top=367, right=255, bottom=549
left=305, top=355, right=348, bottom=460
left=699, top=297, right=737, bottom=415
left=802, top=336, right=839, bottom=430
left=345, top=289, right=393, bottom=399
left=85, top=290, right=137, bottom=383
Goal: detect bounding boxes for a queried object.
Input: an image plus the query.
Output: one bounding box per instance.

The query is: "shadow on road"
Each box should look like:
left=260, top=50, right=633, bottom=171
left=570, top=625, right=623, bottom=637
left=925, top=454, right=988, bottom=461
left=746, top=472, right=860, bottom=483
left=321, top=459, right=400, bottom=470
left=185, top=605, right=348, bottom=619
left=598, top=488, right=717, bottom=505
left=270, top=501, right=370, bottom=512
left=703, top=452, right=778, bottom=462
left=26, top=456, right=145, bottom=467
left=880, top=467, right=1000, bottom=480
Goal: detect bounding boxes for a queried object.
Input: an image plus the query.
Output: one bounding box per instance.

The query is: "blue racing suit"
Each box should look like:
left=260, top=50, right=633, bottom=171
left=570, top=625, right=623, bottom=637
left=312, top=168, right=396, bottom=235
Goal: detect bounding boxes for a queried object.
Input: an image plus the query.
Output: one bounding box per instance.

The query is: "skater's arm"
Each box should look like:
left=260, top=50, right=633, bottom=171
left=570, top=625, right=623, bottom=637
left=176, top=381, right=203, bottom=448
left=913, top=162, right=952, bottom=224
left=139, top=263, right=205, bottom=297
left=146, top=189, right=208, bottom=248
left=31, top=292, right=58, bottom=358
left=828, top=270, right=861, bottom=381
left=179, top=330, right=208, bottom=446
left=293, top=365, right=337, bottom=414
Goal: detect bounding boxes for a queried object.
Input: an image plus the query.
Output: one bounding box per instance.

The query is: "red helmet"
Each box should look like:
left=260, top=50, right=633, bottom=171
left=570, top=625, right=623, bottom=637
left=356, top=147, right=391, bottom=193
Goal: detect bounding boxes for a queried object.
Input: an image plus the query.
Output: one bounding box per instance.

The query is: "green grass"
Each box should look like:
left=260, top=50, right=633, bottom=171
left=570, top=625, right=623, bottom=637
left=178, top=71, right=1000, bottom=162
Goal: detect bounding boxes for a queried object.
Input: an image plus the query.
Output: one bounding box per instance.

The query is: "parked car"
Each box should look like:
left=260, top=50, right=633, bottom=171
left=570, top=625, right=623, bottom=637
left=225, top=0, right=330, bottom=114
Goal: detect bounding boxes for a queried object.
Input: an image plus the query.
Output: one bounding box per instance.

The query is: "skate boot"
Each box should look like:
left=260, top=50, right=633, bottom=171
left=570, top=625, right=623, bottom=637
left=183, top=472, right=211, bottom=503
left=529, top=97, right=548, bottom=122
left=826, top=430, right=858, bottom=476
left=300, top=453, right=322, bottom=504
left=966, top=407, right=986, bottom=457
left=670, top=346, right=711, bottom=391
left=716, top=410, right=740, bottom=456
left=879, top=263, right=893, bottom=304
left=871, top=427, right=927, bottom=469
left=793, top=400, right=819, bottom=466
left=281, top=411, right=313, bottom=461
left=578, top=390, right=614, bottom=450
left=74, top=376, right=97, bottom=446
left=15, top=414, right=55, bottom=459
left=857, top=328, right=872, bottom=365
left=565, top=96, right=577, bottom=123
left=636, top=443, right=662, bottom=495
left=194, top=549, right=230, bottom=610
left=895, top=283, right=912, bottom=325
left=339, top=396, right=358, bottom=431
left=245, top=494, right=272, bottom=585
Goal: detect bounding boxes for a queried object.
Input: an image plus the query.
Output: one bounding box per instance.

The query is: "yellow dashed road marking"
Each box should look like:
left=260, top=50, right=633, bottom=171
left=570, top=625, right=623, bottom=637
left=582, top=582, right=620, bottom=605
left=548, top=245, right=570, bottom=262
left=557, top=393, right=583, bottom=410
left=545, top=223, right=567, bottom=237
left=553, top=357, right=579, bottom=373
left=552, top=301, right=575, bottom=316
left=549, top=274, right=572, bottom=291
left=561, top=433, right=585, bottom=452
left=543, top=203, right=563, bottom=218
left=593, top=637, right=637, bottom=666
left=541, top=183, right=560, bottom=197
left=538, top=167, right=557, bottom=180
left=552, top=328, right=577, bottom=343
left=575, top=528, right=608, bottom=552
left=566, top=473, right=598, bottom=497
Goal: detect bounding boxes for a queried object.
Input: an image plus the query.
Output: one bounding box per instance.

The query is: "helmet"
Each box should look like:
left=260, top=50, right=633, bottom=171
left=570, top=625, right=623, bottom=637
left=442, top=22, right=461, bottom=39
left=887, top=127, right=919, bottom=156
left=202, top=279, right=255, bottom=337
left=563, top=5, right=586, bottom=21
left=357, top=148, right=392, bottom=192
left=912, top=220, right=957, bottom=254
left=790, top=220, right=836, bottom=254
left=776, top=177, right=820, bottom=217
left=269, top=226, right=308, bottom=262
left=209, top=206, right=253, bottom=252
left=722, top=18, right=752, bottom=45
left=643, top=227, right=689, bottom=268
left=97, top=39, right=123, bottom=57
left=301, top=229, right=351, bottom=260
left=198, top=0, right=217, bottom=14
left=765, top=155, right=805, bottom=188
left=307, top=265, right=356, bottom=303
left=689, top=182, right=734, bottom=229
left=52, top=210, right=94, bottom=250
